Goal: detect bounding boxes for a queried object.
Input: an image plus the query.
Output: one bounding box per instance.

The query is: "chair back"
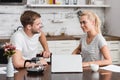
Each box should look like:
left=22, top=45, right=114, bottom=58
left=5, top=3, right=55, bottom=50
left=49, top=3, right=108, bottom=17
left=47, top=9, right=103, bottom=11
left=0, top=48, right=8, bottom=64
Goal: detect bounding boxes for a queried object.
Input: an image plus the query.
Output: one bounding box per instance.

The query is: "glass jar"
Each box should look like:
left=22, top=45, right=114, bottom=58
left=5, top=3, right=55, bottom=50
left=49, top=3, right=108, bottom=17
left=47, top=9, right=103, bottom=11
left=65, top=0, right=69, bottom=5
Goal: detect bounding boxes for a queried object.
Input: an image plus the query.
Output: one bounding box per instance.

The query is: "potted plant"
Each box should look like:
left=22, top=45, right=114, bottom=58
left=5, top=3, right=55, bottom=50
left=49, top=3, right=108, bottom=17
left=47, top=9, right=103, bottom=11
left=3, top=43, right=16, bottom=77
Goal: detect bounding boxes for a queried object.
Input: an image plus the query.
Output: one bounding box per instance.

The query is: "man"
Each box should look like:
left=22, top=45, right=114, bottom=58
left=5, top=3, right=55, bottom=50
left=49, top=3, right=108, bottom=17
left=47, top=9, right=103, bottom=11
left=10, top=10, right=51, bottom=68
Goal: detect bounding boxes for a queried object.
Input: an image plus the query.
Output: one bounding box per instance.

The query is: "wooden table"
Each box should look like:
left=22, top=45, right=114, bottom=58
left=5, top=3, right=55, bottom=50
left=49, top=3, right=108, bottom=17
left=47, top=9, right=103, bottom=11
left=0, top=64, right=120, bottom=80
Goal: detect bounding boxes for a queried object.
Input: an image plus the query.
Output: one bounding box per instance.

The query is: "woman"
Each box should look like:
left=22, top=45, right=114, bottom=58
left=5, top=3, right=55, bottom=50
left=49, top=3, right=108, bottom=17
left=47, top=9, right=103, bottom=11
left=72, top=10, right=112, bottom=67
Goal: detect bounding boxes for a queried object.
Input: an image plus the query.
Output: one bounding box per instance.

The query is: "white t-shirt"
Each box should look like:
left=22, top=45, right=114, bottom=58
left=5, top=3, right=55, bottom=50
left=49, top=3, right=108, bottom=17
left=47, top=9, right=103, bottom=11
left=10, top=29, right=41, bottom=60
left=79, top=33, right=107, bottom=62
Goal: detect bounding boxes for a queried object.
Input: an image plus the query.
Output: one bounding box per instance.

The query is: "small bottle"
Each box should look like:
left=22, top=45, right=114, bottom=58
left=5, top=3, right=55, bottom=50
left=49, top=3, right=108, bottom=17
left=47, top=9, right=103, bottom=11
left=65, top=0, right=69, bottom=5
left=49, top=0, right=53, bottom=4
left=55, top=0, right=61, bottom=5
left=86, top=0, right=91, bottom=4
left=35, top=0, right=40, bottom=4
left=53, top=0, right=56, bottom=4
left=91, top=0, right=95, bottom=4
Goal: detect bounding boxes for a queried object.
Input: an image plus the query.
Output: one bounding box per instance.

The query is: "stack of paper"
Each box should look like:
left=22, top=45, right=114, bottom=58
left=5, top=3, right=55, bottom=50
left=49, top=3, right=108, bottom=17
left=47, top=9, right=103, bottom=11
left=0, top=67, right=7, bottom=74
left=100, top=65, right=120, bottom=72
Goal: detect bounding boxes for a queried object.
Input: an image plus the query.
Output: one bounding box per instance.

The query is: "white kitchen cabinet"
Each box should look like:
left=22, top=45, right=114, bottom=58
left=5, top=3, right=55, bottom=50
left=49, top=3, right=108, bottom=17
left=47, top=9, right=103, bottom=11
left=55, top=48, right=74, bottom=55
left=38, top=41, right=56, bottom=53
left=55, top=40, right=77, bottom=55
left=55, top=40, right=77, bottom=47
left=47, top=41, right=56, bottom=54
left=38, top=40, right=78, bottom=62
left=107, top=41, right=120, bottom=64
left=38, top=40, right=78, bottom=55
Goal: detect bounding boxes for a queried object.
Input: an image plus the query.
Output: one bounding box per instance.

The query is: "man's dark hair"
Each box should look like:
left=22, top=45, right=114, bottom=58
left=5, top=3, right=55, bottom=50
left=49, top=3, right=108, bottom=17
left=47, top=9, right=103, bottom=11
left=20, top=10, right=41, bottom=27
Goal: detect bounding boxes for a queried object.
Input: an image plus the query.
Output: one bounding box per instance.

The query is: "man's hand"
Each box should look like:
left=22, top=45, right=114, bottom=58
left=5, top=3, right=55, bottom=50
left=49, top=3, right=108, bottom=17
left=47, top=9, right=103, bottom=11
left=42, top=51, right=51, bottom=58
left=39, top=58, right=48, bottom=66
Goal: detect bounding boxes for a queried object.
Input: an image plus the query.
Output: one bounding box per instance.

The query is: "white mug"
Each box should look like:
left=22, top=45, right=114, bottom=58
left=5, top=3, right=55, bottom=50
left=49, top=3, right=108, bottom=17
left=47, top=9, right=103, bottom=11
left=90, top=64, right=99, bottom=72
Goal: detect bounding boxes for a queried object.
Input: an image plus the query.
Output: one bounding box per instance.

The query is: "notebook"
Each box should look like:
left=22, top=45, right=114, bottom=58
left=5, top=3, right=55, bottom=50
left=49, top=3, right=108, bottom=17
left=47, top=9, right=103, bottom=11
left=51, top=55, right=83, bottom=73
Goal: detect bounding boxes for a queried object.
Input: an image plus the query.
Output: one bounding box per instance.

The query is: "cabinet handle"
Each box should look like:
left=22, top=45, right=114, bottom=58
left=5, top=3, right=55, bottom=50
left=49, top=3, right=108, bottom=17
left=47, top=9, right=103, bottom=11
left=112, top=61, right=119, bottom=62
left=61, top=49, right=70, bottom=51
left=110, top=43, right=119, bottom=44
left=61, top=43, right=70, bottom=44
left=110, top=49, right=119, bottom=51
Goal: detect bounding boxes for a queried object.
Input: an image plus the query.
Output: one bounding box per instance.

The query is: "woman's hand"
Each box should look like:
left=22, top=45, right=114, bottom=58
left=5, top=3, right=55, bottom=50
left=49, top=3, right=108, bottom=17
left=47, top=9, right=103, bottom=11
left=82, top=62, right=90, bottom=68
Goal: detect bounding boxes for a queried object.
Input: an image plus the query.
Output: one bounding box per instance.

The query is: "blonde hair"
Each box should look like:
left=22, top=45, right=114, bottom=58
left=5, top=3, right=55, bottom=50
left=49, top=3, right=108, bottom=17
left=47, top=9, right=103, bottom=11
left=80, top=10, right=101, bottom=33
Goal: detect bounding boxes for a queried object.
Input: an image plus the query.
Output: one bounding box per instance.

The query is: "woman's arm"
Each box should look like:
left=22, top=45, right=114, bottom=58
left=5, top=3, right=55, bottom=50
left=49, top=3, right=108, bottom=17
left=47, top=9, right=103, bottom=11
left=82, top=45, right=112, bottom=67
left=72, top=44, right=81, bottom=54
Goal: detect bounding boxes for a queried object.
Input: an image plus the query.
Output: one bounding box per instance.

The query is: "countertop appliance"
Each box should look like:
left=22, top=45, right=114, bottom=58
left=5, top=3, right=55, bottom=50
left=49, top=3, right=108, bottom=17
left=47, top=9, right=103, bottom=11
left=0, top=0, right=26, bottom=5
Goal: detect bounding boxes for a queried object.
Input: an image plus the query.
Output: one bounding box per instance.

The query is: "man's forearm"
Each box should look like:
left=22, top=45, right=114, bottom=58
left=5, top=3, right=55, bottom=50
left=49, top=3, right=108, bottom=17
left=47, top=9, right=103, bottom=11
left=39, top=32, right=49, bottom=51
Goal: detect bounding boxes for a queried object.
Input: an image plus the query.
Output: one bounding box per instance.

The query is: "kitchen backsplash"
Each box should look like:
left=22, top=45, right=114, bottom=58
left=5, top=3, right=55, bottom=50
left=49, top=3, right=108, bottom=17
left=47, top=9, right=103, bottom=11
left=0, top=5, right=105, bottom=37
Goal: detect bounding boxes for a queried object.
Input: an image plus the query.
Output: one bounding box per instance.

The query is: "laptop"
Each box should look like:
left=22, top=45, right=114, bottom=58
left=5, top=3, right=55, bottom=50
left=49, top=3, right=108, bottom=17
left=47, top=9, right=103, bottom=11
left=51, top=73, right=83, bottom=80
left=51, top=55, right=83, bottom=73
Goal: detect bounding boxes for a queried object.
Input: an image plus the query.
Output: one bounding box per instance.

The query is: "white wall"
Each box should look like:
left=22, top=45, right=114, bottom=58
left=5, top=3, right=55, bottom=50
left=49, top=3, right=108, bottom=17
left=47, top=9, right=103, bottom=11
left=0, top=5, right=105, bottom=37
left=105, top=0, right=120, bottom=37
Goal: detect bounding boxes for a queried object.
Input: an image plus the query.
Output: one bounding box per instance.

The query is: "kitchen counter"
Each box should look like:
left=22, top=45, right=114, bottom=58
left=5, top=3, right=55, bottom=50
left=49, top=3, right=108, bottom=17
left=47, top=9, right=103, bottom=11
left=46, top=35, right=120, bottom=41
left=0, top=36, right=10, bottom=43
left=46, top=35, right=76, bottom=40
left=103, top=35, right=120, bottom=41
left=0, top=35, right=120, bottom=42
